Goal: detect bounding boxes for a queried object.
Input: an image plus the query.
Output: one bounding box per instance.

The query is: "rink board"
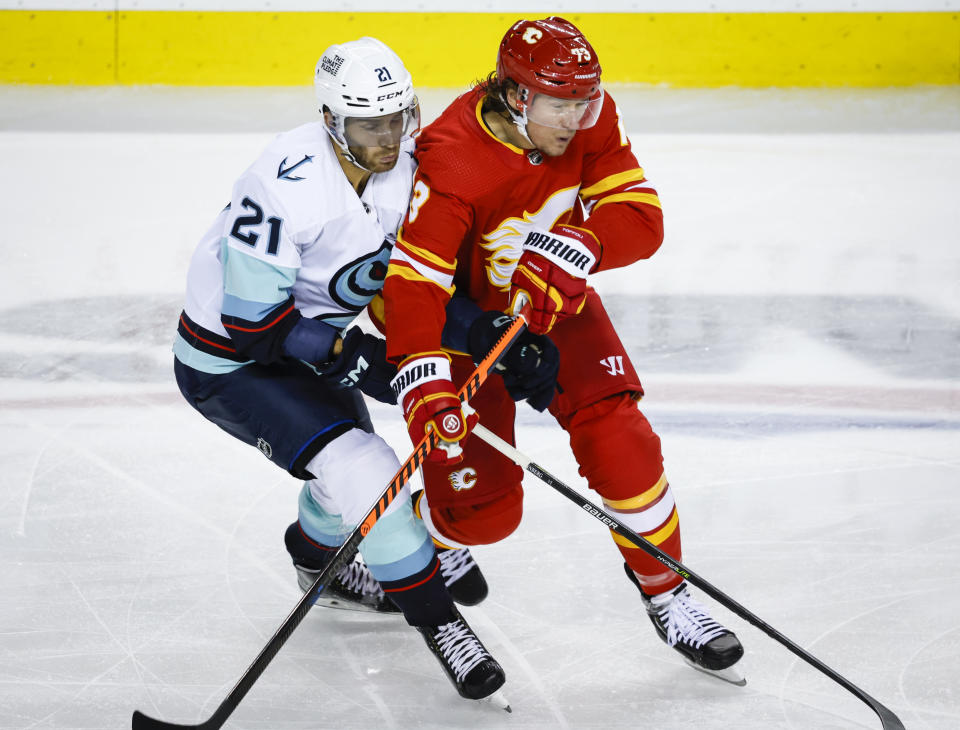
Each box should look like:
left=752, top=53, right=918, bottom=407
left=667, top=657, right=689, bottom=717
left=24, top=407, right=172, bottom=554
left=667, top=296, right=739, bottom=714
left=1, top=10, right=958, bottom=87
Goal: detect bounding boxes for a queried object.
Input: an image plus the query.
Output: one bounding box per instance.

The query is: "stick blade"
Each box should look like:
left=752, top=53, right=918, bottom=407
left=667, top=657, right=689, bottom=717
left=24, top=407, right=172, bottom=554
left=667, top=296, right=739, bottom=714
left=875, top=704, right=907, bottom=730
left=132, top=709, right=210, bottom=730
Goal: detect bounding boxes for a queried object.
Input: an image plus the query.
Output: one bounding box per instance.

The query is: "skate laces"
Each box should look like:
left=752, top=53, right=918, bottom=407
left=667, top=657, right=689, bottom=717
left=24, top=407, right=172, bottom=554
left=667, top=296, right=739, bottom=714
left=434, top=619, right=491, bottom=682
left=437, top=548, right=476, bottom=584
left=335, top=561, right=384, bottom=598
left=652, top=588, right=726, bottom=649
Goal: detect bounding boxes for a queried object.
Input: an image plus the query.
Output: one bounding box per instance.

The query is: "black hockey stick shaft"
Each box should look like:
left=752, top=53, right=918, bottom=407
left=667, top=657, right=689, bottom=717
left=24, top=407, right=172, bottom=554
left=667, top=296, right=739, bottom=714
left=131, top=313, right=528, bottom=730
left=471, top=424, right=905, bottom=730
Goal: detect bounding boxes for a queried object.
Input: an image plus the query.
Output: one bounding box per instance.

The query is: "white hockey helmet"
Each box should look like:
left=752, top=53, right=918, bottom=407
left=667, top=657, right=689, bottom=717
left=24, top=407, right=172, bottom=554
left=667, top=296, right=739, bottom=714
left=314, top=37, right=419, bottom=157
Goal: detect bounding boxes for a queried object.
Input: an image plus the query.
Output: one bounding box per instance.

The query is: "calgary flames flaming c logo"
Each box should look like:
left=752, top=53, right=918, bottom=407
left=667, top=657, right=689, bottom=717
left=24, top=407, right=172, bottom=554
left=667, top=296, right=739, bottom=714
left=479, top=185, right=579, bottom=290
left=448, top=468, right=478, bottom=491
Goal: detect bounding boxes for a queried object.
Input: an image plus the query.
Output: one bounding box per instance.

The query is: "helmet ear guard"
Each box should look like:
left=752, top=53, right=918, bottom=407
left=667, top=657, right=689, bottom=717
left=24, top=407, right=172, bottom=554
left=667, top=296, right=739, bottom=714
left=321, top=106, right=348, bottom=149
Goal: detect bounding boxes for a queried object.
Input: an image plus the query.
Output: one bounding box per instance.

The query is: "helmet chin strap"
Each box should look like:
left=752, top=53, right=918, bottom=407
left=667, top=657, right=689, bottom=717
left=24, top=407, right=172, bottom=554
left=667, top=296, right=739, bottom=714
left=501, top=92, right=534, bottom=147
left=343, top=145, right=375, bottom=173
left=323, top=114, right=376, bottom=173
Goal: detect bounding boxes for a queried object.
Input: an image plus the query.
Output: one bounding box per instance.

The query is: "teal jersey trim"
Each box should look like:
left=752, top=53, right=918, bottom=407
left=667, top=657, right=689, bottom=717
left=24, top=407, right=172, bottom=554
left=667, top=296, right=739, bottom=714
left=221, top=291, right=286, bottom=322
left=173, top=333, right=251, bottom=374
left=222, top=242, right=298, bottom=305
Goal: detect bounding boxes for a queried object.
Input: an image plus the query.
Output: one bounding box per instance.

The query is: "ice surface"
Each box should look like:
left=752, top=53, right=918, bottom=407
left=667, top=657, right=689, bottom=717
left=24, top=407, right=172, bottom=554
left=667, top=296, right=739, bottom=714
left=1, top=85, right=958, bottom=729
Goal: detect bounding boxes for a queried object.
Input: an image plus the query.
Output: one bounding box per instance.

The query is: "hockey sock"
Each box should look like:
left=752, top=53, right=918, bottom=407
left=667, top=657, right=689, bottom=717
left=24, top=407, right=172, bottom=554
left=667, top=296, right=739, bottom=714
left=379, top=554, right=457, bottom=627
left=284, top=520, right=336, bottom=569
left=565, top=393, right=684, bottom=593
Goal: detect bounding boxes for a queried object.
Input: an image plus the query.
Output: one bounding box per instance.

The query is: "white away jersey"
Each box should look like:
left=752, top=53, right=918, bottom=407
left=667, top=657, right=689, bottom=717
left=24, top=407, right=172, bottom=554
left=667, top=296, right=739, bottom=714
left=175, top=122, right=416, bottom=373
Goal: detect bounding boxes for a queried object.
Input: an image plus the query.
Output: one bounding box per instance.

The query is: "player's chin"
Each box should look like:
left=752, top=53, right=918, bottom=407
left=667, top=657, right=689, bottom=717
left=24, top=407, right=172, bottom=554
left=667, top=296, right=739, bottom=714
left=365, top=147, right=400, bottom=171
left=542, top=136, right=574, bottom=157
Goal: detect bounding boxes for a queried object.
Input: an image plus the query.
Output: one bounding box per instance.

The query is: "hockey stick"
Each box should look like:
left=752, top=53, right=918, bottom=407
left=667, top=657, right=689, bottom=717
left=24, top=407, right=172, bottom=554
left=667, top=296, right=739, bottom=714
left=131, top=312, right=528, bottom=730
left=472, top=424, right=906, bottom=730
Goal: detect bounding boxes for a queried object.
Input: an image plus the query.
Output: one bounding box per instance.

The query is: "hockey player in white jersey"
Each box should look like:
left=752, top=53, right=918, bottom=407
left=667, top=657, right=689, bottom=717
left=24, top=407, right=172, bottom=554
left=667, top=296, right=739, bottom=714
left=172, top=37, right=504, bottom=703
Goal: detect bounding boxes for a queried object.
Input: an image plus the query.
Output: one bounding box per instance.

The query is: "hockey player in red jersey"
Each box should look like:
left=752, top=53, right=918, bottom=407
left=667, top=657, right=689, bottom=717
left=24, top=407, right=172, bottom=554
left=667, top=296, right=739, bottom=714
left=382, top=17, right=745, bottom=681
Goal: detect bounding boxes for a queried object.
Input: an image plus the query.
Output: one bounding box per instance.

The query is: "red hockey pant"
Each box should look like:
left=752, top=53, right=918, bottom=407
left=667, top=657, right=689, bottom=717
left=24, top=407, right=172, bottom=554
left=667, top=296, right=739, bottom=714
left=420, top=291, right=684, bottom=594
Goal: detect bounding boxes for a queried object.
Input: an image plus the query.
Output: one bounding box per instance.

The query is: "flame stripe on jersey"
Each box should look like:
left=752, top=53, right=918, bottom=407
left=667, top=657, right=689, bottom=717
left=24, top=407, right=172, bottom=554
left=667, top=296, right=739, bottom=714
left=395, top=232, right=458, bottom=273
left=387, top=241, right=456, bottom=294
left=579, top=168, right=648, bottom=199
left=593, top=192, right=662, bottom=212
left=579, top=168, right=662, bottom=216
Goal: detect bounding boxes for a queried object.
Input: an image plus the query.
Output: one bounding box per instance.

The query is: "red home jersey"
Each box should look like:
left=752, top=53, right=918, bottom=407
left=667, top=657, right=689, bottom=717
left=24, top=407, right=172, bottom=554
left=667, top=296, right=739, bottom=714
left=383, top=85, right=664, bottom=360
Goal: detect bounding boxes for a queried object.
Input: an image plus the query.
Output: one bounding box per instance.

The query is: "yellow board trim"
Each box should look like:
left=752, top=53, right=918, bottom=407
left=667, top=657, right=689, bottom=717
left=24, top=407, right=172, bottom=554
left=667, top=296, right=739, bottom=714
left=1, top=11, right=957, bottom=87
left=612, top=508, right=680, bottom=548
left=603, top=473, right=668, bottom=511
left=591, top=192, right=663, bottom=211
left=580, top=168, right=647, bottom=199
left=0, top=10, right=116, bottom=84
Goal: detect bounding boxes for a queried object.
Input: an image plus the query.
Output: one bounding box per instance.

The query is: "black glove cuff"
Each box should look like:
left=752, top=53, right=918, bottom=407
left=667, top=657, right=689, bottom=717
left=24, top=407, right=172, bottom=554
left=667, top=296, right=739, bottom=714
left=467, top=310, right=514, bottom=364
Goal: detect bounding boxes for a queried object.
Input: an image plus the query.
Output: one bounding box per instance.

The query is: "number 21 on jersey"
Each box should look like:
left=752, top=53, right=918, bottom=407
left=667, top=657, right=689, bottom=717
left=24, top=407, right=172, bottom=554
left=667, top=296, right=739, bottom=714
left=229, top=196, right=283, bottom=256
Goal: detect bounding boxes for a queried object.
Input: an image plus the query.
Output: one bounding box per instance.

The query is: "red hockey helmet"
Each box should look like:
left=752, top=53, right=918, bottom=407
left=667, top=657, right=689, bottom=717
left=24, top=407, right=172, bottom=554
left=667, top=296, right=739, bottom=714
left=496, top=17, right=603, bottom=130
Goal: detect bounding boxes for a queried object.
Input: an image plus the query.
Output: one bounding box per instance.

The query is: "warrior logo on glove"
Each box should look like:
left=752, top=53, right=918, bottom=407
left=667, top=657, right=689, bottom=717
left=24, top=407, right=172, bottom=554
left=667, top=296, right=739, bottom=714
left=509, top=223, right=601, bottom=334
left=391, top=354, right=479, bottom=465
left=522, top=230, right=595, bottom=273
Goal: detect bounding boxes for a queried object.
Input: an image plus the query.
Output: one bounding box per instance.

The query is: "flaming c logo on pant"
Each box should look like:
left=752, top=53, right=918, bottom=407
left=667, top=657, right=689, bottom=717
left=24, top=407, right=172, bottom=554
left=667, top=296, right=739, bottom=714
left=448, top=468, right=478, bottom=491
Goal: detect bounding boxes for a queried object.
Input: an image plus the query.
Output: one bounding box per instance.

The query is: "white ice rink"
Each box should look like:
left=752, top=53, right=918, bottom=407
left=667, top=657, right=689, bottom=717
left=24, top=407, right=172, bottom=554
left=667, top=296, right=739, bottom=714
left=1, top=85, right=958, bottom=729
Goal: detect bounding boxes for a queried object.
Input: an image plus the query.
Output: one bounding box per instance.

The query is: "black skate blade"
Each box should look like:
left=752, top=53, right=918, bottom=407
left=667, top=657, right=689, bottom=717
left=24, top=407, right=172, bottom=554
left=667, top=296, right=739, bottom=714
left=683, top=657, right=747, bottom=686
left=311, top=595, right=402, bottom=616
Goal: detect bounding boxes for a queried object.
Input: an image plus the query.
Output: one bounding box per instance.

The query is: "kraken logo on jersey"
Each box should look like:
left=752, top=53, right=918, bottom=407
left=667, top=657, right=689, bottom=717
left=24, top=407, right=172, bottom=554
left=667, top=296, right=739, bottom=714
left=479, top=185, right=580, bottom=290
left=448, top=468, right=478, bottom=491
left=328, top=238, right=394, bottom=312
left=277, top=155, right=314, bottom=181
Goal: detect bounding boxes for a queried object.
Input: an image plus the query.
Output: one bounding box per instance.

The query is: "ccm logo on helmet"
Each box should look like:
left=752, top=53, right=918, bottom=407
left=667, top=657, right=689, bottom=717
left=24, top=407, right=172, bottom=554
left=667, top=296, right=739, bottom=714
left=377, top=91, right=404, bottom=101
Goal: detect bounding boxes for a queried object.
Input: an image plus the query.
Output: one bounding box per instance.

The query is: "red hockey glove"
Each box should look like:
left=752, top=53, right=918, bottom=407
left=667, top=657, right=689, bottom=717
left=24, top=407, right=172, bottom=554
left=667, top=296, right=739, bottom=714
left=509, top=224, right=601, bottom=334
left=391, top=353, right=478, bottom=465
